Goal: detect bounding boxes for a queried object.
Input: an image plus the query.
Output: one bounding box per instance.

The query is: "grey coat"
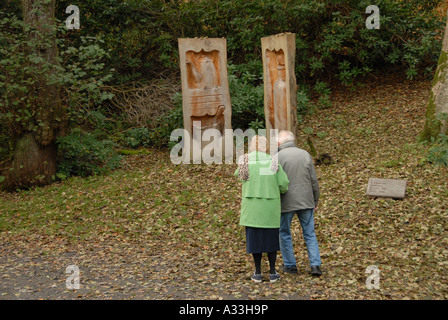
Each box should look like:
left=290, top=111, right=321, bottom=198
left=277, top=142, right=319, bottom=212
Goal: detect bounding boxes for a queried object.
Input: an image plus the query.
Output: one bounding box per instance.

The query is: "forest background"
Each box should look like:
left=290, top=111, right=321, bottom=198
left=0, top=0, right=447, bottom=300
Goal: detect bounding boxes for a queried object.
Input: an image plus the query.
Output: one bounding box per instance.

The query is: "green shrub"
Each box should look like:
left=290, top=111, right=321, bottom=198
left=296, top=89, right=312, bottom=124
left=0, top=13, right=115, bottom=139
left=49, top=0, right=444, bottom=85
left=228, top=64, right=264, bottom=129
left=313, top=81, right=332, bottom=109
left=229, top=63, right=314, bottom=130
left=0, top=123, right=11, bottom=162
left=425, top=134, right=448, bottom=167
left=123, top=127, right=152, bottom=149
left=56, top=128, right=123, bottom=178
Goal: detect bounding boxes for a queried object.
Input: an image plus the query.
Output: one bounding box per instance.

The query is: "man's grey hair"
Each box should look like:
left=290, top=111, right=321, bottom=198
left=278, top=130, right=295, bottom=145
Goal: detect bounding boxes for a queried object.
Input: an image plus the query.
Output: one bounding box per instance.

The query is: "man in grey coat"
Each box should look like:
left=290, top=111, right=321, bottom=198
left=277, top=130, right=322, bottom=276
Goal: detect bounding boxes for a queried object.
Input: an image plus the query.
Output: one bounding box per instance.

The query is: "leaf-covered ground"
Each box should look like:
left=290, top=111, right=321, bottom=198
left=0, top=75, right=447, bottom=300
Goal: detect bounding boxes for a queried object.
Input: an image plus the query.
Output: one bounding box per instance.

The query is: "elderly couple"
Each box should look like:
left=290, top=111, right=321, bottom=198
left=234, top=130, right=322, bottom=283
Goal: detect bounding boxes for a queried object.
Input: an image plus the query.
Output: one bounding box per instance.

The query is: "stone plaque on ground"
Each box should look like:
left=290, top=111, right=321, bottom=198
left=366, top=178, right=407, bottom=199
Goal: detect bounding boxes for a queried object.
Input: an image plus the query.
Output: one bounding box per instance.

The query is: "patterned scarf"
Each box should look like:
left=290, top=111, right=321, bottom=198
left=237, top=153, right=279, bottom=181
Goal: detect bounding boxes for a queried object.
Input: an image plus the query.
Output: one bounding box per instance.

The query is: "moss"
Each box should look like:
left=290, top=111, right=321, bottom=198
left=420, top=50, right=448, bottom=142
left=420, top=93, right=441, bottom=141
left=1, top=133, right=57, bottom=190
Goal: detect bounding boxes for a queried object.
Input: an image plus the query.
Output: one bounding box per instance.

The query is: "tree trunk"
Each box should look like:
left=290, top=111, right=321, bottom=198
left=1, top=0, right=65, bottom=191
left=3, top=134, right=58, bottom=190
left=421, top=12, right=448, bottom=141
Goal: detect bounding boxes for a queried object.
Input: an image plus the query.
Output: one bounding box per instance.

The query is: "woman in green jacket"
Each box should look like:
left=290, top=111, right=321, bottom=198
left=234, top=135, right=289, bottom=282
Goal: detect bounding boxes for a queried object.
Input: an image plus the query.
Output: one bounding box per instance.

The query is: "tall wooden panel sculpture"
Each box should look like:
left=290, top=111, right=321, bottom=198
left=178, top=38, right=232, bottom=162
left=261, top=33, right=298, bottom=142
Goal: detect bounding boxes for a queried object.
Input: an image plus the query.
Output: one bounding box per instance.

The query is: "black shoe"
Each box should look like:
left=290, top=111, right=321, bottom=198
left=269, top=272, right=281, bottom=283
left=250, top=272, right=262, bottom=283
left=310, top=266, right=323, bottom=277
left=282, top=265, right=298, bottom=274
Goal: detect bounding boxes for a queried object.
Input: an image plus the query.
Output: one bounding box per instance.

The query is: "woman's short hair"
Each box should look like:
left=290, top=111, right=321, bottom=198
left=249, top=135, right=269, bottom=153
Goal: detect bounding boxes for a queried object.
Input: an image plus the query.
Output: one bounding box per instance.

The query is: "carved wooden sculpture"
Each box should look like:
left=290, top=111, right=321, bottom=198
left=178, top=38, right=232, bottom=162
left=261, top=33, right=298, bottom=142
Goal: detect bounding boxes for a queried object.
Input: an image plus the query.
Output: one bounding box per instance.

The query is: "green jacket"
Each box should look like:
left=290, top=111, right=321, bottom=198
left=234, top=152, right=289, bottom=228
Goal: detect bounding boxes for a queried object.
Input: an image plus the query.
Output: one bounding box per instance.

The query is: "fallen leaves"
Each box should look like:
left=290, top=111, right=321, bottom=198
left=1, top=75, right=448, bottom=300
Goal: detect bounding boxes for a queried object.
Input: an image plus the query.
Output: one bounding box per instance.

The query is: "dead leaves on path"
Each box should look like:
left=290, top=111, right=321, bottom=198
left=0, top=76, right=447, bottom=300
